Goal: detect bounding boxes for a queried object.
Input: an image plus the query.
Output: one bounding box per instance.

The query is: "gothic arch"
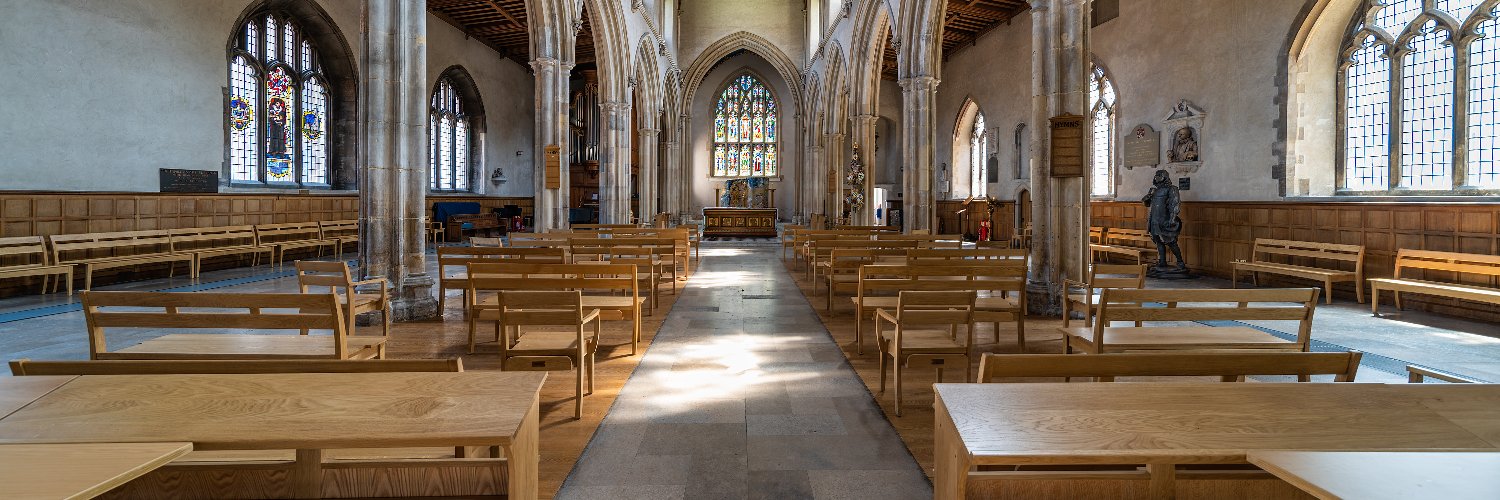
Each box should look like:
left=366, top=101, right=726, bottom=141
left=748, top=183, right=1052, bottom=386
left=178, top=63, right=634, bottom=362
left=950, top=97, right=986, bottom=199
left=850, top=0, right=894, bottom=117
left=680, top=31, right=806, bottom=118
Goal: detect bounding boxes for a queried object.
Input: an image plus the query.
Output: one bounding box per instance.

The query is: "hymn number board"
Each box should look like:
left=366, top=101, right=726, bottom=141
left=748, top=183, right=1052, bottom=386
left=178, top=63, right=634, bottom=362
left=1049, top=114, right=1086, bottom=178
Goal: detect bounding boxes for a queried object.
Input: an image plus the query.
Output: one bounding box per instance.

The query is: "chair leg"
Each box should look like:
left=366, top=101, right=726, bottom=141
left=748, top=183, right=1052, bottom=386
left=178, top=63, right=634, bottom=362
left=467, top=315, right=478, bottom=354
left=855, top=310, right=864, bottom=355
left=575, top=361, right=584, bottom=420
left=587, top=351, right=596, bottom=394
left=1355, top=280, right=1366, bottom=304
left=1325, top=280, right=1334, bottom=304
left=877, top=351, right=888, bottom=395
left=1062, top=299, right=1071, bottom=327
left=893, top=358, right=904, bottom=417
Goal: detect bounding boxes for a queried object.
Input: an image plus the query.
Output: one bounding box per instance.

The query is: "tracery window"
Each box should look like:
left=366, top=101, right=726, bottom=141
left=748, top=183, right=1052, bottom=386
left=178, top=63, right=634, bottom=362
left=712, top=75, right=780, bottom=177
left=1340, top=0, right=1500, bottom=192
left=228, top=13, right=330, bottom=186
left=970, top=111, right=989, bottom=198
left=429, top=78, right=473, bottom=192
left=1089, top=64, right=1117, bottom=196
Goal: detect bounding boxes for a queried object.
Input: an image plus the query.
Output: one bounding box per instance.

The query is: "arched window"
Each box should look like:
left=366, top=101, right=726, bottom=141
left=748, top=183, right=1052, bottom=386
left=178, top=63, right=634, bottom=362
left=712, top=74, right=780, bottom=178
left=970, top=111, right=989, bottom=198
left=228, top=13, right=331, bottom=187
left=1089, top=64, right=1117, bottom=196
left=1340, top=0, right=1500, bottom=192
left=430, top=77, right=474, bottom=192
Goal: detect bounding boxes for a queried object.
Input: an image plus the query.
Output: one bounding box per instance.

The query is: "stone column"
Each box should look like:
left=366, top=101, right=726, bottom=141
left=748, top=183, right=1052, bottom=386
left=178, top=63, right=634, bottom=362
left=359, top=0, right=434, bottom=320
left=899, top=76, right=939, bottom=232
left=808, top=144, right=825, bottom=222
left=662, top=137, right=681, bottom=216
left=851, top=114, right=879, bottom=225
left=638, top=128, right=660, bottom=221
left=531, top=57, right=572, bottom=230
left=827, top=132, right=846, bottom=223
left=1026, top=0, right=1090, bottom=315
left=597, top=101, right=633, bottom=223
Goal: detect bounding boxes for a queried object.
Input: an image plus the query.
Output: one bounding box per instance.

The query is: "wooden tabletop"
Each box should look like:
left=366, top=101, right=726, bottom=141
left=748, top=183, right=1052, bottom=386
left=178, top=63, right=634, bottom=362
left=934, top=383, right=1500, bottom=465
left=0, top=442, right=192, bottom=500
left=1248, top=451, right=1500, bottom=500
left=1056, top=326, right=1299, bottom=348
left=0, top=371, right=548, bottom=451
left=0, top=376, right=74, bottom=419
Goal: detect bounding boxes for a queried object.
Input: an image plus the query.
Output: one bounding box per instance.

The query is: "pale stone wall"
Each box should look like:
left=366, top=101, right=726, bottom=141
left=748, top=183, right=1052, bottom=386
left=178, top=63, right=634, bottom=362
left=934, top=9, right=1033, bottom=202
left=426, top=13, right=537, bottom=197
left=686, top=52, right=802, bottom=212
left=874, top=80, right=903, bottom=189
left=677, top=0, right=807, bottom=67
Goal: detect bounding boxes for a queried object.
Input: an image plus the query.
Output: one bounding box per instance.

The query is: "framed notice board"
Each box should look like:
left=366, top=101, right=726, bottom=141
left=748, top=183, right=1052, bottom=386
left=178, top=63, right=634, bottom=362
left=159, top=169, right=219, bottom=193
left=1049, top=114, right=1085, bottom=178
left=544, top=145, right=562, bottom=189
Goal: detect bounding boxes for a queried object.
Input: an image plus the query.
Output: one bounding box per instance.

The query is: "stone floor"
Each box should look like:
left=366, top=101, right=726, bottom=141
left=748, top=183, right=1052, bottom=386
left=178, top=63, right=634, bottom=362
left=555, top=242, right=932, bottom=500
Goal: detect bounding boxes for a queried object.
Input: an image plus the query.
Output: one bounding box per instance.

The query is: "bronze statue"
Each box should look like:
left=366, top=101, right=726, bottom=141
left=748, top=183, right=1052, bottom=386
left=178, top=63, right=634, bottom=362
left=1142, top=169, right=1187, bottom=273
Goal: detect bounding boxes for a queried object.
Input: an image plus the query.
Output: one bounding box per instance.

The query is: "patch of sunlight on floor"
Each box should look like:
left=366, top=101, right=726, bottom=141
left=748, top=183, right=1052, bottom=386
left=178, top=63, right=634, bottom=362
left=689, top=270, right=755, bottom=288
left=697, top=248, right=747, bottom=257
left=638, top=333, right=819, bottom=408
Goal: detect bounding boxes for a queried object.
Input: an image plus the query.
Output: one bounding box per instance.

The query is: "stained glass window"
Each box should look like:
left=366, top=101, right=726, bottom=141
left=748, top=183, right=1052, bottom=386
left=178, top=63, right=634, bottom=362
left=1089, top=65, right=1117, bottom=196
left=712, top=75, right=779, bottom=177
left=970, top=111, right=989, bottom=198
left=1340, top=2, right=1500, bottom=192
left=227, top=13, right=331, bottom=186
left=430, top=77, right=474, bottom=192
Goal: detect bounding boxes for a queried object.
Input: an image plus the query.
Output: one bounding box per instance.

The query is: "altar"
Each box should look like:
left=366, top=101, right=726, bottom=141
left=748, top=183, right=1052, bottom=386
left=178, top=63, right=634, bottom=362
left=703, top=207, right=778, bottom=237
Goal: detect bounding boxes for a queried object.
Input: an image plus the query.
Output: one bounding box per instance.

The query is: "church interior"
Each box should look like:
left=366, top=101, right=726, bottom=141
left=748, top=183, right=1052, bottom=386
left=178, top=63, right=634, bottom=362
left=2, top=0, right=1500, bottom=498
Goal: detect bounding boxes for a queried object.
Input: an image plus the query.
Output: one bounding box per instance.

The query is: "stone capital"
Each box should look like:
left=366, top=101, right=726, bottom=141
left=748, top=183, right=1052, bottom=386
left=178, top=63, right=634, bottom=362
left=601, top=100, right=632, bottom=114
left=898, top=76, right=941, bottom=92
left=1028, top=0, right=1049, bottom=11
left=639, top=128, right=661, bottom=137
left=852, top=114, right=879, bottom=126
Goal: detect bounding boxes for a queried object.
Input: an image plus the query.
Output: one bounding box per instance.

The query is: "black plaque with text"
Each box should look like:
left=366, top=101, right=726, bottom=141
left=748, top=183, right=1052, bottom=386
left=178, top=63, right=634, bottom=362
left=159, top=169, right=219, bottom=193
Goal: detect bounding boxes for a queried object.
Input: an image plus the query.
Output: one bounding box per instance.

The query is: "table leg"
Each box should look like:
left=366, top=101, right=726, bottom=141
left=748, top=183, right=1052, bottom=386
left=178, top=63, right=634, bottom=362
left=934, top=396, right=969, bottom=500
left=1146, top=462, right=1176, bottom=500
left=502, top=397, right=540, bottom=500
left=292, top=448, right=323, bottom=499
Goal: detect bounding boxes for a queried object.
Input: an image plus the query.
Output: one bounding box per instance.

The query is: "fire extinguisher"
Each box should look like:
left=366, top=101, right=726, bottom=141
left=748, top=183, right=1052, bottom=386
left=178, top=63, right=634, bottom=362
left=979, top=220, right=991, bottom=242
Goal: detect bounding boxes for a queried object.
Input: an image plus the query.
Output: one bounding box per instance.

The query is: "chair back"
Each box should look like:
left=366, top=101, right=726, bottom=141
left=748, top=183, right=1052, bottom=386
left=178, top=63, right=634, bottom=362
left=896, top=290, right=977, bottom=326
left=1088, top=263, right=1148, bottom=290
left=82, top=291, right=347, bottom=359
left=1093, top=287, right=1320, bottom=347
left=295, top=260, right=355, bottom=295
left=977, top=351, right=1363, bottom=383
left=499, top=290, right=585, bottom=327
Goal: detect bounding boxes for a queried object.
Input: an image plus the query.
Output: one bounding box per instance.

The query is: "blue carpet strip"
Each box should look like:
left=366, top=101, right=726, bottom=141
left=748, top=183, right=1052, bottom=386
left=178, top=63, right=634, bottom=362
left=0, top=269, right=297, bottom=325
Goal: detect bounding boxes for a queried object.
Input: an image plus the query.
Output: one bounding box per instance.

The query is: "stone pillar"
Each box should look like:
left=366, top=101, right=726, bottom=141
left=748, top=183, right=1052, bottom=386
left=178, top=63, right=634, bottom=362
left=531, top=57, right=572, bottom=230
left=899, top=76, right=939, bottom=232
left=808, top=144, right=825, bottom=223
left=1026, top=0, right=1090, bottom=315
left=662, top=137, right=682, bottom=216
left=598, top=101, right=633, bottom=223
left=359, top=0, right=434, bottom=320
left=851, top=114, right=879, bottom=225
left=827, top=132, right=846, bottom=223
left=638, top=128, right=660, bottom=221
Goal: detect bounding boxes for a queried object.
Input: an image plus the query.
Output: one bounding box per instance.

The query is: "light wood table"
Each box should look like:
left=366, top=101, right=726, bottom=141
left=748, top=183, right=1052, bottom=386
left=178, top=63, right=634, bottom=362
left=0, top=376, right=74, bottom=418
left=1248, top=451, right=1500, bottom=500
left=0, top=372, right=547, bottom=499
left=933, top=383, right=1500, bottom=500
left=0, top=442, right=192, bottom=499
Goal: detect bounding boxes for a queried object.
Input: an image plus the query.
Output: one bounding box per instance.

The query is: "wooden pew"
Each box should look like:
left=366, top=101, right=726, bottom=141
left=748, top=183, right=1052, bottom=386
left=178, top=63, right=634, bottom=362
left=436, top=246, right=567, bottom=314
left=905, top=248, right=1028, bottom=263
left=0, top=236, right=73, bottom=296
left=1060, top=288, right=1319, bottom=355
left=255, top=222, right=337, bottom=267
left=1368, top=249, right=1500, bottom=315
left=319, top=219, right=360, bottom=253
left=1233, top=238, right=1366, bottom=303
left=851, top=262, right=1028, bottom=354
left=1089, top=226, right=1107, bottom=244
left=466, top=262, right=643, bottom=355
left=82, top=291, right=387, bottom=360
left=977, top=351, right=1363, bottom=383
left=50, top=230, right=195, bottom=290
left=807, top=239, right=919, bottom=281
left=823, top=248, right=910, bottom=310
left=1090, top=227, right=1158, bottom=265
left=169, top=226, right=272, bottom=278
left=1062, top=263, right=1148, bottom=327
left=780, top=225, right=807, bottom=260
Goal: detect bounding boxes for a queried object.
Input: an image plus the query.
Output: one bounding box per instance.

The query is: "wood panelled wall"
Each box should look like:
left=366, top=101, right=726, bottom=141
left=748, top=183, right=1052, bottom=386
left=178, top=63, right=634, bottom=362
left=0, top=192, right=534, bottom=238
left=1092, top=201, right=1500, bottom=322
left=935, top=200, right=1017, bottom=242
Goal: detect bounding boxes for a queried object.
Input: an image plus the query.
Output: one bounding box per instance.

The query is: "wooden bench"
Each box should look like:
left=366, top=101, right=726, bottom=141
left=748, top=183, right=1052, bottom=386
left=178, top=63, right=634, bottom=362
left=823, top=248, right=910, bottom=310
left=169, top=226, right=272, bottom=278
left=807, top=239, right=918, bottom=281
left=1060, top=287, right=1319, bottom=355
left=851, top=262, right=1028, bottom=354
left=780, top=225, right=807, bottom=260
left=50, top=231, right=195, bottom=290
left=977, top=351, right=1363, bottom=383
left=1062, top=263, right=1148, bottom=327
left=82, top=291, right=387, bottom=360
left=1405, top=364, right=1482, bottom=383
left=0, top=236, right=73, bottom=296
left=1088, top=226, right=1107, bottom=244
left=10, top=358, right=462, bottom=376
left=1090, top=227, right=1158, bottom=265
left=1233, top=238, right=1366, bottom=304
left=905, top=248, right=1029, bottom=263
left=467, top=262, right=643, bottom=356
left=436, top=246, right=567, bottom=314
left=1369, top=249, right=1500, bottom=315
left=255, top=222, right=337, bottom=266
left=319, top=219, right=360, bottom=253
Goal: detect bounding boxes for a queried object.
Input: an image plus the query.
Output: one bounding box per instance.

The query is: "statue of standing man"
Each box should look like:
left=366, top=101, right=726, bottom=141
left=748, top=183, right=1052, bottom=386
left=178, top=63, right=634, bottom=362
left=1142, top=169, right=1189, bottom=275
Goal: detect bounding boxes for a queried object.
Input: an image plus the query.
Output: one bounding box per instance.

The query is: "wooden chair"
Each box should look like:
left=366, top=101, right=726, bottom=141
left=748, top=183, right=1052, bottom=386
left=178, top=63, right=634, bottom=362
left=491, top=290, right=600, bottom=419
left=10, top=358, right=462, bottom=376
left=976, top=351, right=1363, bottom=383
left=0, top=236, right=73, bottom=296
left=605, top=246, right=674, bottom=314
left=1062, top=263, right=1148, bottom=327
left=427, top=221, right=445, bottom=244
left=875, top=290, right=977, bottom=416
left=82, top=291, right=386, bottom=360
left=436, top=246, right=568, bottom=314
left=852, top=262, right=1027, bottom=354
left=295, top=260, right=391, bottom=339
left=823, top=248, right=908, bottom=310
left=1060, top=288, right=1320, bottom=355
left=1406, top=364, right=1482, bottom=383
left=466, top=262, right=642, bottom=356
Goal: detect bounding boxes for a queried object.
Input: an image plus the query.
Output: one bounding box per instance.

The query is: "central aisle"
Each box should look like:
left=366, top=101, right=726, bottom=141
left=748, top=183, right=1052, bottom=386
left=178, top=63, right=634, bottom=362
left=556, top=243, right=931, bottom=499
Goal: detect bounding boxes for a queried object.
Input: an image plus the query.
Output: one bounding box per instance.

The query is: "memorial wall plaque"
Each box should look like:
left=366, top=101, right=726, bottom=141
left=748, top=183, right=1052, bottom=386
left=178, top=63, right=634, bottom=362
left=1049, top=114, right=1085, bottom=178
left=544, top=145, right=561, bottom=189
left=1123, top=124, right=1161, bottom=168
left=159, top=168, right=218, bottom=193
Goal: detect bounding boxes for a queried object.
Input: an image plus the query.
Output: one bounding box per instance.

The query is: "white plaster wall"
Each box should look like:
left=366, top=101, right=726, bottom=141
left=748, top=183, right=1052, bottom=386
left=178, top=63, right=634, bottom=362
left=935, top=10, right=1033, bottom=202
left=426, top=13, right=536, bottom=197
left=1091, top=0, right=1310, bottom=202
left=875, top=80, right=902, bottom=189
left=686, top=52, right=802, bottom=213
left=0, top=0, right=358, bottom=192
left=677, top=0, right=807, bottom=67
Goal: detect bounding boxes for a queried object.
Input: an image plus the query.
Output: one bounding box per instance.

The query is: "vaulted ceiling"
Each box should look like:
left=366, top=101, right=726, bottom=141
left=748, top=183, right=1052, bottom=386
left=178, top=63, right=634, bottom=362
left=881, top=0, right=1029, bottom=80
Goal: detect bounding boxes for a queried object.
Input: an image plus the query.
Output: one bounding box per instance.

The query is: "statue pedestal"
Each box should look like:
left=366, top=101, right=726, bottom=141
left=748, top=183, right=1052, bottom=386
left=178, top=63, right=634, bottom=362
left=1147, top=266, right=1198, bottom=280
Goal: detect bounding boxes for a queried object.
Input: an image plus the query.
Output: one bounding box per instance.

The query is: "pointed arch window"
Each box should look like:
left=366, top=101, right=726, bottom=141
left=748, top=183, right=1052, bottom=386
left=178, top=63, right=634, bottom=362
left=712, top=74, right=780, bottom=178
left=1089, top=64, right=1117, bottom=196
left=970, top=112, right=989, bottom=198
left=227, top=13, right=331, bottom=187
left=430, top=78, right=474, bottom=192
left=1338, top=0, right=1500, bottom=192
